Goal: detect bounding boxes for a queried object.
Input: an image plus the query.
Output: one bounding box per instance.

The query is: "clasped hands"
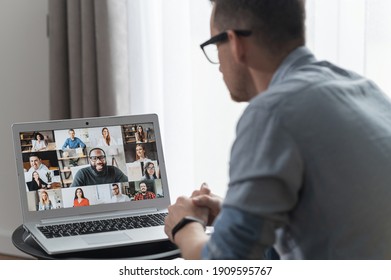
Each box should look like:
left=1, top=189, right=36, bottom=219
left=164, top=183, right=222, bottom=243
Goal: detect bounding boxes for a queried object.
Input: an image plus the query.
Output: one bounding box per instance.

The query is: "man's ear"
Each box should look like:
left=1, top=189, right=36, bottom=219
left=227, top=30, right=246, bottom=64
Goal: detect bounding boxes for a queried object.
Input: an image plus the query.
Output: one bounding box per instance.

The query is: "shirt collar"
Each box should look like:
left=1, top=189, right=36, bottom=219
left=269, top=46, right=317, bottom=89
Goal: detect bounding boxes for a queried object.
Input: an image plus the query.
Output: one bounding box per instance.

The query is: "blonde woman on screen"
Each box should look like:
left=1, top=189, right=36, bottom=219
left=38, top=190, right=53, bottom=210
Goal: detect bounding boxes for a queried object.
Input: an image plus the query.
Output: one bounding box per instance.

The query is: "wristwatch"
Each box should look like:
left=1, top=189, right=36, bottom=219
left=171, top=216, right=206, bottom=241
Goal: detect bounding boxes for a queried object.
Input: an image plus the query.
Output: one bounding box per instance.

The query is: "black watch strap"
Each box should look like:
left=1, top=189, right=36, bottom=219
left=171, top=216, right=206, bottom=241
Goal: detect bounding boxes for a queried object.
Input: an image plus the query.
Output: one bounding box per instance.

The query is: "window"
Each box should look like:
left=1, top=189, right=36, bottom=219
left=127, top=0, right=391, bottom=199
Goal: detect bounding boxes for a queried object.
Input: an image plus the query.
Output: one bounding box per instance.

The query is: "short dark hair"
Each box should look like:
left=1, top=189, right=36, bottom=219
left=29, top=153, right=41, bottom=160
left=139, top=180, right=148, bottom=187
left=210, top=0, right=305, bottom=52
left=88, top=147, right=106, bottom=157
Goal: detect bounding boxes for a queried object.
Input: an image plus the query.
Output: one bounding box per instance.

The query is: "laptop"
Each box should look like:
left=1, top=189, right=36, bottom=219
left=12, top=114, right=173, bottom=255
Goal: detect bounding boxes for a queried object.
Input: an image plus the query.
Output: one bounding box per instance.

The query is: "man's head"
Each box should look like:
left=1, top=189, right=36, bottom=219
left=112, top=183, right=120, bottom=196
left=29, top=154, right=42, bottom=170
left=203, top=0, right=305, bottom=101
left=68, top=129, right=75, bottom=139
left=89, top=148, right=107, bottom=172
left=139, top=181, right=148, bottom=194
left=210, top=0, right=305, bottom=52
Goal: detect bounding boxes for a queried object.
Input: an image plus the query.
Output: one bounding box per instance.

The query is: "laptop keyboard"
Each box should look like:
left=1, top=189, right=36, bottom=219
left=37, top=212, right=168, bottom=239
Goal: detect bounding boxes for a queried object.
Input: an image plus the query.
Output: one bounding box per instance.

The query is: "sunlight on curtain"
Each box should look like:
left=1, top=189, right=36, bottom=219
left=127, top=0, right=244, bottom=199
left=306, top=0, right=391, bottom=96
left=127, top=0, right=391, bottom=200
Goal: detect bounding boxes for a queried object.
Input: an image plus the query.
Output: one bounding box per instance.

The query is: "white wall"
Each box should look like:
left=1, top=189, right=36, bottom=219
left=0, top=0, right=49, bottom=257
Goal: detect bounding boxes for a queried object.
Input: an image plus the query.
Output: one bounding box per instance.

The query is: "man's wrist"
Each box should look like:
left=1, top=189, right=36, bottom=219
left=171, top=216, right=206, bottom=241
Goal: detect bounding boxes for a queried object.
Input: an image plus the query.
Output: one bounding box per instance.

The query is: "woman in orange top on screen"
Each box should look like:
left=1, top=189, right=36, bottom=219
left=73, top=187, right=90, bottom=207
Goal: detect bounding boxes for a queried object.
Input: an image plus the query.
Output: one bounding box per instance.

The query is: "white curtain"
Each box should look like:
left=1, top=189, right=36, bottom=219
left=306, top=0, right=391, bottom=96
left=127, top=0, right=391, bottom=200
left=127, top=0, right=245, bottom=200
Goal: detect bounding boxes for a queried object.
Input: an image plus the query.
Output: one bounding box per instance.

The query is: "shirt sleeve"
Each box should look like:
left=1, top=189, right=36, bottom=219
left=225, top=105, right=303, bottom=218
left=115, top=167, right=128, bottom=182
left=78, top=138, right=86, bottom=148
left=70, top=169, right=85, bottom=187
left=202, top=206, right=276, bottom=259
left=62, top=139, right=68, bottom=150
left=204, top=105, right=304, bottom=259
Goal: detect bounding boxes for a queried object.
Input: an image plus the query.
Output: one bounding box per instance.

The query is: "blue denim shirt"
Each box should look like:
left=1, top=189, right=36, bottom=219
left=62, top=137, right=86, bottom=149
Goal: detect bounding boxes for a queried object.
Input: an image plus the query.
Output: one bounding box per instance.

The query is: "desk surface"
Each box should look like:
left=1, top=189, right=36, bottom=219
left=12, top=225, right=181, bottom=260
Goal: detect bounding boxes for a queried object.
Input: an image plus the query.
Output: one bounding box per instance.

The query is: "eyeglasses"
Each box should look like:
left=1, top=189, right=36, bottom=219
left=200, top=30, right=252, bottom=64
left=147, top=166, right=155, bottom=170
left=89, top=155, right=106, bottom=162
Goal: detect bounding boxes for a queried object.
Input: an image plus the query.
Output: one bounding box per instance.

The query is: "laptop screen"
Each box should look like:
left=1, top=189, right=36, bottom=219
left=17, top=121, right=165, bottom=212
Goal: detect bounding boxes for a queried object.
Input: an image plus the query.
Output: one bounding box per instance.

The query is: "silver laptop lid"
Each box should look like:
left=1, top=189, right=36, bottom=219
left=12, top=114, right=171, bottom=224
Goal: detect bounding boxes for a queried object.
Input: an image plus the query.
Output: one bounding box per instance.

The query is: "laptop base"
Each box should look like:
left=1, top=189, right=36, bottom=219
left=12, top=225, right=180, bottom=260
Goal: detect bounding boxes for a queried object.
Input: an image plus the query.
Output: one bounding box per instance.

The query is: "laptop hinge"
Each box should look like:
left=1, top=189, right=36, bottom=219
left=39, top=208, right=160, bottom=225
